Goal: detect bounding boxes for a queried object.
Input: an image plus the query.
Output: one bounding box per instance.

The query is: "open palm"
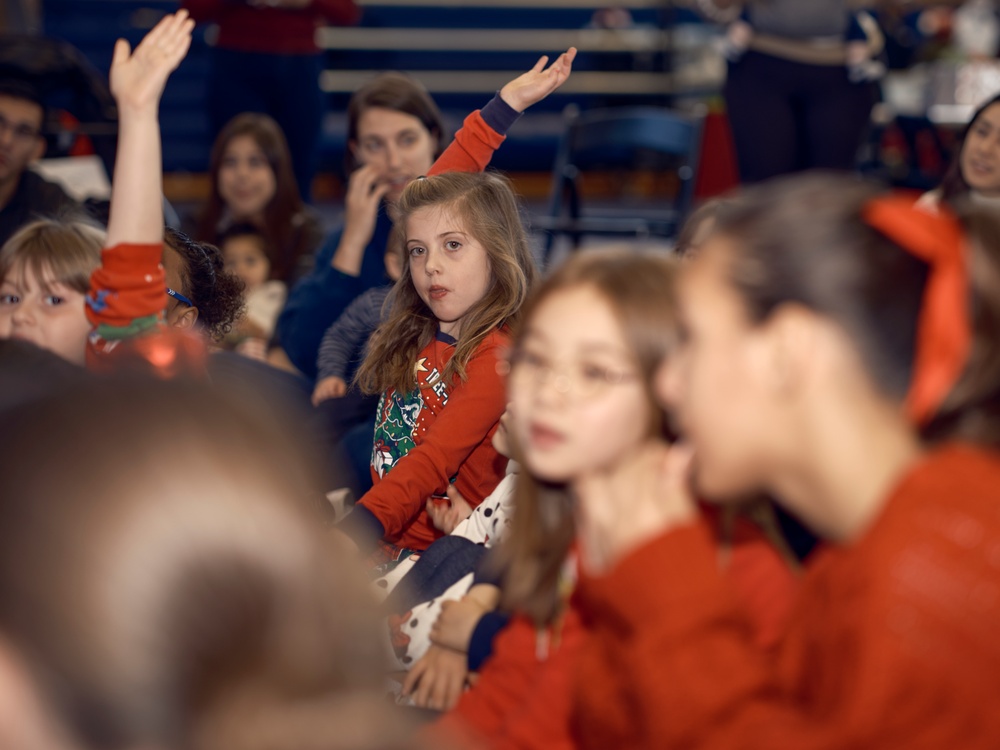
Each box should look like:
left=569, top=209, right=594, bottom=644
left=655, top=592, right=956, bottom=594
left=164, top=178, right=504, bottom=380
left=110, top=10, right=194, bottom=112
left=500, top=47, right=578, bottom=112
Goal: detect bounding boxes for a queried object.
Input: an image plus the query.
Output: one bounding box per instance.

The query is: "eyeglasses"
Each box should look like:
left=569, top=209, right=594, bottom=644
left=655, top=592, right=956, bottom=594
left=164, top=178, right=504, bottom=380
left=166, top=287, right=194, bottom=307
left=0, top=114, right=41, bottom=144
left=508, top=350, right=638, bottom=398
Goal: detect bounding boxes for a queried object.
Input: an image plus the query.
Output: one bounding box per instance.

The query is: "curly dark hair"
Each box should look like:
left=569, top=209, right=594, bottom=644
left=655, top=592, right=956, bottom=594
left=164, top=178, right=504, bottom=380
left=163, top=227, right=245, bottom=342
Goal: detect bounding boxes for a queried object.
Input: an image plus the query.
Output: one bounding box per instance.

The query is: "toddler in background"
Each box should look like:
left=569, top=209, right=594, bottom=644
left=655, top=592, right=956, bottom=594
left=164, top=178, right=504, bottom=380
left=219, top=222, right=285, bottom=360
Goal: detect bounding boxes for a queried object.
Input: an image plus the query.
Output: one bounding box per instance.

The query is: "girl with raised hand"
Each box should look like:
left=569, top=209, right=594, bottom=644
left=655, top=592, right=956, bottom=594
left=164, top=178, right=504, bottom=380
left=85, top=10, right=246, bottom=376
left=274, top=50, right=575, bottom=380
left=415, top=249, right=795, bottom=749
left=338, top=171, right=535, bottom=563
left=572, top=173, right=1000, bottom=748
left=0, top=13, right=242, bottom=371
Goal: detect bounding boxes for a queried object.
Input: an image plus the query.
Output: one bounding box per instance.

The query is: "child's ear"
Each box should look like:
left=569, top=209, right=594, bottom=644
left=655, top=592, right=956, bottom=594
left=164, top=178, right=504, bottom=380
left=349, top=140, right=362, bottom=167
left=168, top=305, right=199, bottom=331
left=759, top=303, right=820, bottom=396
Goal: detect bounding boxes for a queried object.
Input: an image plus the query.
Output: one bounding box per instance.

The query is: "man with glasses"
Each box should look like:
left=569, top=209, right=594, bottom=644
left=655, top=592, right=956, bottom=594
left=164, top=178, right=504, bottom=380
left=0, top=79, right=81, bottom=247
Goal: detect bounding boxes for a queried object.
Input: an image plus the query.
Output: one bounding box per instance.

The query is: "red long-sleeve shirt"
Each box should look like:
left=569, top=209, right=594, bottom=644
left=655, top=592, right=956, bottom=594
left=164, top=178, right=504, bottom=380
left=182, top=0, right=359, bottom=55
left=573, top=444, right=1000, bottom=749
left=430, top=512, right=798, bottom=750
left=358, top=328, right=510, bottom=551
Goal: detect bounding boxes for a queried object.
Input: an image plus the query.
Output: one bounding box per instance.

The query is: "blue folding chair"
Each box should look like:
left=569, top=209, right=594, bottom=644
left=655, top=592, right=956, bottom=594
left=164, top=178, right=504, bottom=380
left=537, top=106, right=704, bottom=265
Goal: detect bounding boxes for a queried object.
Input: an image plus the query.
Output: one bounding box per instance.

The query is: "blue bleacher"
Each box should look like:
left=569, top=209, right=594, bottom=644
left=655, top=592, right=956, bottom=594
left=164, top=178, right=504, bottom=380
left=41, top=1, right=693, bottom=177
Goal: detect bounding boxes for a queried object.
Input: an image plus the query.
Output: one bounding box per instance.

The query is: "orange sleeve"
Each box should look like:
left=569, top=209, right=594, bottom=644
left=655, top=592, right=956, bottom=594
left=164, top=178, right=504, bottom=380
left=430, top=610, right=586, bottom=750
left=574, top=511, right=998, bottom=750
left=86, top=243, right=165, bottom=338
left=428, top=110, right=505, bottom=177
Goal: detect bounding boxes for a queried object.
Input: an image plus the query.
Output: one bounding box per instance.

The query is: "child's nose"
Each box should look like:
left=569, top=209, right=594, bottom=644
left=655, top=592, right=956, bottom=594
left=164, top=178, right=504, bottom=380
left=424, top=247, right=442, bottom=274
left=11, top=302, right=34, bottom=326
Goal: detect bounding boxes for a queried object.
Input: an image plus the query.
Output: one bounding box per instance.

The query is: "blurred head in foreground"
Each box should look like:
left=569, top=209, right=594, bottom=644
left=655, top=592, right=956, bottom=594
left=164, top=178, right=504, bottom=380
left=0, top=377, right=402, bottom=750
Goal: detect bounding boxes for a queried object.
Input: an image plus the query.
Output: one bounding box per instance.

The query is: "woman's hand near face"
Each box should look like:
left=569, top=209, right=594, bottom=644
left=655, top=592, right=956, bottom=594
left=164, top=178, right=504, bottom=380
left=331, top=164, right=392, bottom=276
left=575, top=440, right=698, bottom=575
left=499, top=47, right=577, bottom=113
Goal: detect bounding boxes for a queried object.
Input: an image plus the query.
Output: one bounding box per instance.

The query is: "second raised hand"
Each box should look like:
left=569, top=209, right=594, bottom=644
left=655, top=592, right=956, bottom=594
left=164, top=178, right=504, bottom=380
left=110, top=10, right=195, bottom=113
left=500, top=47, right=578, bottom=113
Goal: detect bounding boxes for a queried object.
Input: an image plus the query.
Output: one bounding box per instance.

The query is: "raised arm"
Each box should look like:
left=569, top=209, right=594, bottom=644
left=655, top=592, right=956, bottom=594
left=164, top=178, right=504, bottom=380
left=429, top=48, right=577, bottom=177
left=106, top=10, right=193, bottom=247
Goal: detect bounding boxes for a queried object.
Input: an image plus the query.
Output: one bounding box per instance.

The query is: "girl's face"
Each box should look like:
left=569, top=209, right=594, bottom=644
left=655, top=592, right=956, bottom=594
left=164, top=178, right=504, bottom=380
left=218, top=135, right=277, bottom=219
left=656, top=238, right=778, bottom=500
left=510, top=285, right=653, bottom=485
left=406, top=205, right=490, bottom=337
left=352, top=107, right=437, bottom=203
left=962, top=102, right=1000, bottom=195
left=222, top=235, right=271, bottom=290
left=0, top=262, right=89, bottom=365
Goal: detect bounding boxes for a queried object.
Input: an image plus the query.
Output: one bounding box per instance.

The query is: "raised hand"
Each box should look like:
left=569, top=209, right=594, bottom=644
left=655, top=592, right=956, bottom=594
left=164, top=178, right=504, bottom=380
left=110, top=10, right=194, bottom=113
left=574, top=440, right=698, bottom=575
left=499, top=47, right=577, bottom=112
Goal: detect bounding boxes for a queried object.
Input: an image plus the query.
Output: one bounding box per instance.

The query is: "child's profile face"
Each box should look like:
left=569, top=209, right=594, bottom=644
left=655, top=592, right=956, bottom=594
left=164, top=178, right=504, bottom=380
left=222, top=235, right=271, bottom=290
left=0, top=262, right=90, bottom=365
left=509, top=284, right=651, bottom=485
left=405, top=206, right=490, bottom=338
left=658, top=236, right=776, bottom=501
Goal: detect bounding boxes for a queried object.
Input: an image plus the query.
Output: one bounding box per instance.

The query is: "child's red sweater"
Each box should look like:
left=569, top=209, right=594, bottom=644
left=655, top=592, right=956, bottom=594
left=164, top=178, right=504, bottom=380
left=352, top=328, right=509, bottom=552
left=573, top=444, right=1000, bottom=749
left=429, top=511, right=798, bottom=750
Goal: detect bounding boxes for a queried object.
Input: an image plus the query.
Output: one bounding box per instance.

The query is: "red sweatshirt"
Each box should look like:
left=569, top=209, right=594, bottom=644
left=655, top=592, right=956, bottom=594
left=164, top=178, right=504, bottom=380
left=182, top=0, right=360, bottom=55
left=357, top=328, right=509, bottom=551
left=430, top=512, right=798, bottom=750
left=573, top=444, right=1000, bottom=749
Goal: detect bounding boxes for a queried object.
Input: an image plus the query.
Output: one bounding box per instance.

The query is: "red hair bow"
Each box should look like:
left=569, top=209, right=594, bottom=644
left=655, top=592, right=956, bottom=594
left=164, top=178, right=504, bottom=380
left=861, top=194, right=970, bottom=426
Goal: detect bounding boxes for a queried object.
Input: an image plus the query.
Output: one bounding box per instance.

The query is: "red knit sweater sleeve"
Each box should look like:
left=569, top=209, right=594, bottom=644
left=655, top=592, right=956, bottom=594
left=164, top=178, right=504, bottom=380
left=86, top=243, right=165, bottom=335
left=574, top=522, right=825, bottom=749
left=431, top=609, right=586, bottom=750
left=428, top=110, right=505, bottom=177
left=357, top=333, right=507, bottom=543
left=574, top=449, right=1000, bottom=750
